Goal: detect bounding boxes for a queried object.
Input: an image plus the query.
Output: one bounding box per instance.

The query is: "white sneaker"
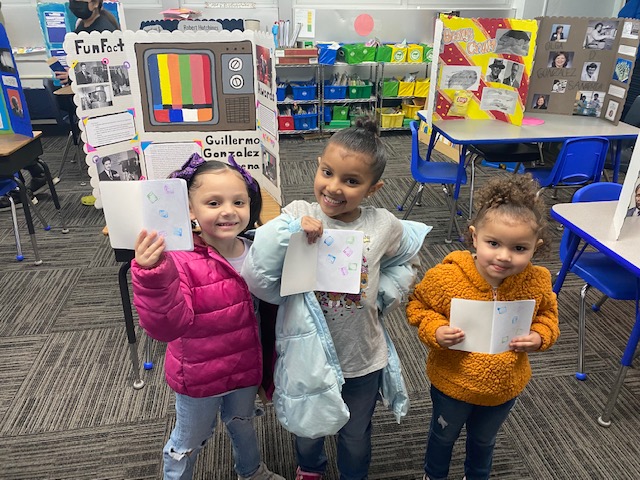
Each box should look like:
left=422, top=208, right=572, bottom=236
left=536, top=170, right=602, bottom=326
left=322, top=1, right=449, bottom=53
left=238, top=462, right=286, bottom=480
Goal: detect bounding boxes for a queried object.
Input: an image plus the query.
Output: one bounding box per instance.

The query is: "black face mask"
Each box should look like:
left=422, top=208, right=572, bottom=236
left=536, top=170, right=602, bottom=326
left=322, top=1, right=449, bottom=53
left=69, top=1, right=93, bottom=20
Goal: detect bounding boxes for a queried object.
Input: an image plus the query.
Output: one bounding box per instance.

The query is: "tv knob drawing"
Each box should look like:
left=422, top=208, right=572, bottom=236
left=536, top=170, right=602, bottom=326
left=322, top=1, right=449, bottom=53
left=135, top=40, right=256, bottom=132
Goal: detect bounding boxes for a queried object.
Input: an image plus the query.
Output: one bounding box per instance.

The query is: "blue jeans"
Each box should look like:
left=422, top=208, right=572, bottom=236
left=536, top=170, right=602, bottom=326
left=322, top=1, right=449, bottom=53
left=424, top=385, right=516, bottom=480
left=163, top=386, right=261, bottom=480
left=295, top=369, right=382, bottom=480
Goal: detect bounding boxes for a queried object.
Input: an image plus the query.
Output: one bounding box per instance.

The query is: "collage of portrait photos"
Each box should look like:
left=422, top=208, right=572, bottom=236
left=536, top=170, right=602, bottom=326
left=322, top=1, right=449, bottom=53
left=75, top=60, right=131, bottom=112
left=528, top=17, right=640, bottom=123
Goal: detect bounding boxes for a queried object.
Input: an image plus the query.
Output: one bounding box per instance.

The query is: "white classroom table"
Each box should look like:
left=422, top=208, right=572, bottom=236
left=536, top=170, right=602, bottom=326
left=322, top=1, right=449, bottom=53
left=417, top=111, right=640, bottom=242
left=551, top=201, right=640, bottom=427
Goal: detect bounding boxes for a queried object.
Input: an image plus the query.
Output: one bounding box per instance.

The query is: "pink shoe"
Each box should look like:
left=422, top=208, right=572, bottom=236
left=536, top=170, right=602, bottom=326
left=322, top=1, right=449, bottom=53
left=295, top=467, right=323, bottom=480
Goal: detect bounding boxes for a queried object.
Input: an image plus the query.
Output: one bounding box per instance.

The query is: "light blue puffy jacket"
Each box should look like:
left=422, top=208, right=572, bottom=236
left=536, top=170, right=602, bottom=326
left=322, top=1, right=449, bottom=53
left=242, top=214, right=430, bottom=439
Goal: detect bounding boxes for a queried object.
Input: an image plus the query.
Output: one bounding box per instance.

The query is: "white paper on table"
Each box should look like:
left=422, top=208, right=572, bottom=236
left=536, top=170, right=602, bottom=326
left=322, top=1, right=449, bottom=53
left=99, top=178, right=194, bottom=252
left=449, top=298, right=535, bottom=354
left=280, top=229, right=364, bottom=297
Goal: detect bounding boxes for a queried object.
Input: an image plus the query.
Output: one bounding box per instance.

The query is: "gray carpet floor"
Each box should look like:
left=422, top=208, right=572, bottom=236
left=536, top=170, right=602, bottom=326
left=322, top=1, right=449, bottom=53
left=1, top=131, right=639, bottom=479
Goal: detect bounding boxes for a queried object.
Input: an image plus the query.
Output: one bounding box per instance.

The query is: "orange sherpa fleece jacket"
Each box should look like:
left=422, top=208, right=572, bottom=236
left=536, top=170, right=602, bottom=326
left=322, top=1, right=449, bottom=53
left=406, top=250, right=559, bottom=406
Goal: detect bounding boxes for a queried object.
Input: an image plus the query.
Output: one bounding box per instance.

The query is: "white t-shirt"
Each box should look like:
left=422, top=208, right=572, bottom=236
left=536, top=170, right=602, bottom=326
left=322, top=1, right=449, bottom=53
left=226, top=237, right=252, bottom=273
left=283, top=200, right=403, bottom=378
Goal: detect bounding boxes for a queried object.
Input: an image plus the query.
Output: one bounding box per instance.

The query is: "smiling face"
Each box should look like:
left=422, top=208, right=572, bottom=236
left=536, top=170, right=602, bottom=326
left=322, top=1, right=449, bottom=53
left=554, top=53, right=567, bottom=68
left=470, top=211, right=541, bottom=287
left=536, top=96, right=545, bottom=107
left=313, top=143, right=383, bottom=223
left=188, top=170, right=251, bottom=249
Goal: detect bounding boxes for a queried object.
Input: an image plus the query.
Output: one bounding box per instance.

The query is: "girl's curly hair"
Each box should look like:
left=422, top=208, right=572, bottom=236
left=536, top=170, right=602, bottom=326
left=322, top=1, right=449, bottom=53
left=466, top=174, right=551, bottom=257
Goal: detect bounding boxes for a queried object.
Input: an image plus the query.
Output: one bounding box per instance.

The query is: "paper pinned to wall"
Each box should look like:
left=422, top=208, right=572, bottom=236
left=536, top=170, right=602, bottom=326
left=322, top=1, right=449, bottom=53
left=281, top=229, right=364, bottom=296
left=449, top=298, right=535, bottom=354
left=99, top=178, right=194, bottom=251
left=294, top=9, right=315, bottom=39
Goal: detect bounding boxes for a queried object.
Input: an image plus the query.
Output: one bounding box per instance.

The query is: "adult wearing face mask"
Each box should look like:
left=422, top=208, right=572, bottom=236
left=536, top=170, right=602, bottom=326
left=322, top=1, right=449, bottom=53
left=55, top=1, right=119, bottom=85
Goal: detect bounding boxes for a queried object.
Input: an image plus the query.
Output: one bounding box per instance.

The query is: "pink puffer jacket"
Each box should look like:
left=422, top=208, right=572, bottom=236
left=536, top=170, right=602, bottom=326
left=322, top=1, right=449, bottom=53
left=131, top=237, right=262, bottom=398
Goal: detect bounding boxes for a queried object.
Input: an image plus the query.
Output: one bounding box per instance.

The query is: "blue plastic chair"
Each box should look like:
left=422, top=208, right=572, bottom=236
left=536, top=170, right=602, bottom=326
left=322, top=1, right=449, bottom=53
left=524, top=136, right=609, bottom=197
left=553, top=182, right=638, bottom=381
left=397, top=120, right=467, bottom=224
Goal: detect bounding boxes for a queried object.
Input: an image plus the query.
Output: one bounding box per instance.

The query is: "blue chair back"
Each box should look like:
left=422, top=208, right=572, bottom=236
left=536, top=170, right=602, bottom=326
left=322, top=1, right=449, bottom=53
left=559, top=182, right=622, bottom=261
left=410, top=120, right=424, bottom=167
left=544, top=137, right=609, bottom=188
left=0, top=176, right=18, bottom=197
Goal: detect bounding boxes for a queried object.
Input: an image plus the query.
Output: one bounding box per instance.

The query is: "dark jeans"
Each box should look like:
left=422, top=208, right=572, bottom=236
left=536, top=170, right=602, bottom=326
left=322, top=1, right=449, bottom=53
left=424, top=385, right=516, bottom=480
left=295, top=369, right=382, bottom=480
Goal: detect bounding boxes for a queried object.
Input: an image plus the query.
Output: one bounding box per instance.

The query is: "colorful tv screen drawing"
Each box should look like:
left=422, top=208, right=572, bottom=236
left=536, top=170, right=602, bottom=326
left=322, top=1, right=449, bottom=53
left=145, top=49, right=218, bottom=126
left=136, top=41, right=256, bottom=133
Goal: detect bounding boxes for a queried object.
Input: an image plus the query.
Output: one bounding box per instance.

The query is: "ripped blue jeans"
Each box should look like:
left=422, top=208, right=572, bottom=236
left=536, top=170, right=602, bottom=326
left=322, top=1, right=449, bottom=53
left=164, top=386, right=261, bottom=480
left=424, top=385, right=516, bottom=480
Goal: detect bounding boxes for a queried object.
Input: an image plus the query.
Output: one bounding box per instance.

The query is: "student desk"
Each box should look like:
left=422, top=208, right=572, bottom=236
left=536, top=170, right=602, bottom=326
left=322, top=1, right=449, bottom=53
left=416, top=112, right=640, bottom=242
left=551, top=201, right=640, bottom=427
left=0, top=132, right=68, bottom=264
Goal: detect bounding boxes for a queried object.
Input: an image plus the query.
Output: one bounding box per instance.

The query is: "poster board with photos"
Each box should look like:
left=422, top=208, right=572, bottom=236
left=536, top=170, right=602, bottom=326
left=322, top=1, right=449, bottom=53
left=63, top=29, right=281, bottom=209
left=434, top=16, right=538, bottom=126
left=0, top=24, right=32, bottom=137
left=613, top=135, right=640, bottom=239
left=527, top=17, right=640, bottom=125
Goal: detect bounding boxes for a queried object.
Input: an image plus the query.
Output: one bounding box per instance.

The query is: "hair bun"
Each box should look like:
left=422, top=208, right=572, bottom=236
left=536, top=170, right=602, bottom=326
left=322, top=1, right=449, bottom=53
left=354, top=116, right=380, bottom=137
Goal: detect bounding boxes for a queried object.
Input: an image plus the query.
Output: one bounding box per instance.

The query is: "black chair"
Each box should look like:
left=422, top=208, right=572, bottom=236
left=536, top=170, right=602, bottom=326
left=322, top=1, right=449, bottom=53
left=42, top=78, right=84, bottom=181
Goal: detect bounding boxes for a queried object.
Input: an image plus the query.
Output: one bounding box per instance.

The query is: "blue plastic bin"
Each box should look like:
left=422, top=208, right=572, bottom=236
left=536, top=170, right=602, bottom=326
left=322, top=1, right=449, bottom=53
left=317, top=43, right=342, bottom=65
left=276, top=86, right=287, bottom=102
left=324, top=106, right=332, bottom=123
left=324, top=84, right=347, bottom=100
left=291, top=84, right=317, bottom=101
left=293, top=113, right=318, bottom=130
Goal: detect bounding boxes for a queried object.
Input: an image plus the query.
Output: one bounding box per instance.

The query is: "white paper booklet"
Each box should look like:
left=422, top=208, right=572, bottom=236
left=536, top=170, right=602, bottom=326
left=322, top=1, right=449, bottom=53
left=99, top=179, right=194, bottom=251
left=280, top=229, right=364, bottom=296
left=449, top=298, right=535, bottom=354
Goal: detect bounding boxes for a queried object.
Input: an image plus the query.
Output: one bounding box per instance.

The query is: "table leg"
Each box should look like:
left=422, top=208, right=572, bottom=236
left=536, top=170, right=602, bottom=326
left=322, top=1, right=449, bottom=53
left=118, top=260, right=145, bottom=390
left=14, top=176, right=42, bottom=265
left=612, top=139, right=622, bottom=184
left=445, top=144, right=467, bottom=244
left=598, top=295, right=640, bottom=426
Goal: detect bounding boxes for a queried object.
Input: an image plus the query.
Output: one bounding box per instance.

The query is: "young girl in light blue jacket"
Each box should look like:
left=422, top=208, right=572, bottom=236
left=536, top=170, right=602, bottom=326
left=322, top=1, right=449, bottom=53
left=242, top=117, right=429, bottom=480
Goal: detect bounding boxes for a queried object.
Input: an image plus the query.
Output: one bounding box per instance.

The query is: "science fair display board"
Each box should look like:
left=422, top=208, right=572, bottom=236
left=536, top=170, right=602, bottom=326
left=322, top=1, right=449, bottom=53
left=63, top=30, right=281, bottom=208
left=433, top=16, right=538, bottom=126
left=527, top=16, right=640, bottom=124
left=0, top=24, right=32, bottom=137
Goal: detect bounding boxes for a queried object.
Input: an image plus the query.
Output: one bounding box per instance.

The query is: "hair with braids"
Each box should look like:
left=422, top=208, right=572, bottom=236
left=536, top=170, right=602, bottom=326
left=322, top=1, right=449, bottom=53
left=324, top=116, right=387, bottom=184
left=466, top=174, right=550, bottom=257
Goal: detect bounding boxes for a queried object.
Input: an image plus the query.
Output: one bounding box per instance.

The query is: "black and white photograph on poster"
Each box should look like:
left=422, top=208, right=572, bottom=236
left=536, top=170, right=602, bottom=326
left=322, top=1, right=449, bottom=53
left=109, top=65, right=131, bottom=97
left=261, top=146, right=278, bottom=187
left=485, top=58, right=505, bottom=83
left=613, top=58, right=633, bottom=83
left=96, top=150, right=141, bottom=182
left=627, top=181, right=640, bottom=217
left=581, top=62, right=601, bottom=82
left=255, top=44, right=272, bottom=88
left=495, top=29, right=531, bottom=56
left=0, top=48, right=16, bottom=74
left=573, top=91, right=605, bottom=117
left=502, top=61, right=523, bottom=88
left=531, top=94, right=549, bottom=110
left=440, top=65, right=481, bottom=90
left=584, top=20, right=619, bottom=50
left=548, top=51, right=573, bottom=68
left=74, top=61, right=109, bottom=85
left=7, top=88, right=24, bottom=117
left=552, top=79, right=567, bottom=93
left=550, top=24, right=570, bottom=42
left=622, top=21, right=639, bottom=40
left=480, top=88, right=518, bottom=115
left=605, top=99, right=619, bottom=121
left=79, top=84, right=114, bottom=110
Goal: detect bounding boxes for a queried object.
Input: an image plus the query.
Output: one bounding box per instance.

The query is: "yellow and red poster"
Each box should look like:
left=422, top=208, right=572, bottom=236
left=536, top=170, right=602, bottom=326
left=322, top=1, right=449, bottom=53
left=434, top=16, right=538, bottom=126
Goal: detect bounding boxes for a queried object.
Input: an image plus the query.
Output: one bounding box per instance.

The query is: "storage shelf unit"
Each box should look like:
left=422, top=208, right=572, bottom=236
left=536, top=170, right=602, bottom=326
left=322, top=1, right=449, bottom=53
left=276, top=61, right=430, bottom=135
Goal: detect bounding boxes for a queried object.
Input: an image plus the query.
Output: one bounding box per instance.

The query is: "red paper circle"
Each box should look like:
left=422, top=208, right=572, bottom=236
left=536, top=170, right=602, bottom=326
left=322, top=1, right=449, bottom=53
left=354, top=14, right=374, bottom=37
